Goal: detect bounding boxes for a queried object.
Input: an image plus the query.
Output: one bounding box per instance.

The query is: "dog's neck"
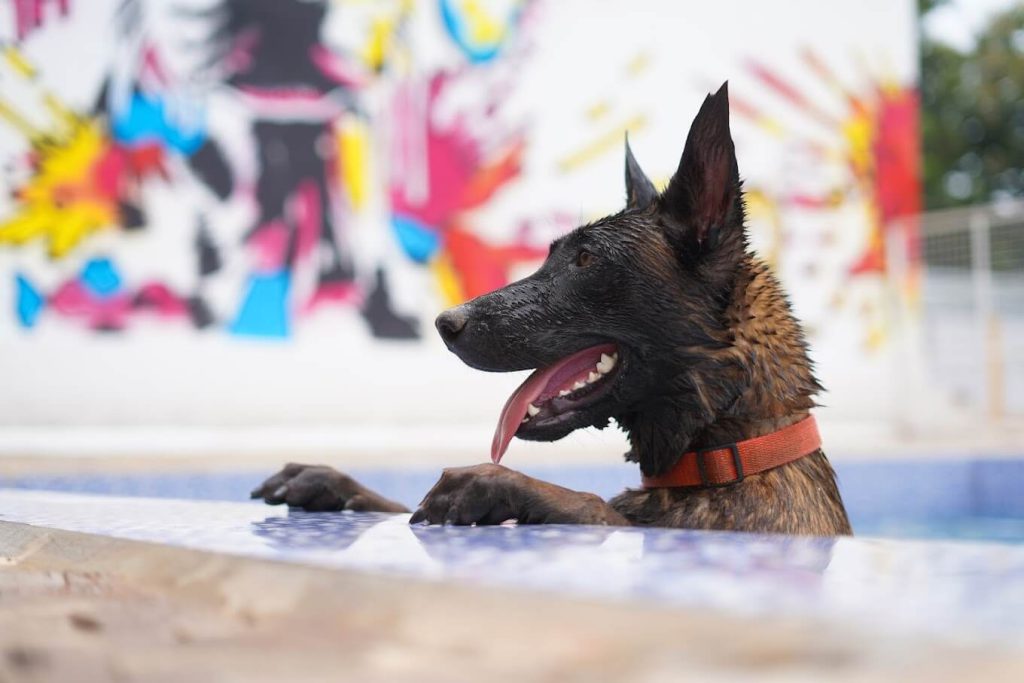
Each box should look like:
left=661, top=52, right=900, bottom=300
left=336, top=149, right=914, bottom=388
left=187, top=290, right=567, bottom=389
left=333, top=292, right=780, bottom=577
left=621, top=256, right=821, bottom=477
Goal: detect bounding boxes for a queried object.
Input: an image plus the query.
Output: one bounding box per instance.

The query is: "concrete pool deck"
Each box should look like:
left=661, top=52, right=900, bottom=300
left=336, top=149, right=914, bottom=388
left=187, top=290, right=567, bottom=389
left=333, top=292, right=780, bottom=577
left=3, top=519, right=1024, bottom=683
left=2, top=489, right=1024, bottom=681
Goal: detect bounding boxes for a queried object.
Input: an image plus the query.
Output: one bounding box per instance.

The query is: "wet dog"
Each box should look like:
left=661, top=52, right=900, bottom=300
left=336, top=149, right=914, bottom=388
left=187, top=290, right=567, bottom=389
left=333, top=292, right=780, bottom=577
left=251, top=83, right=852, bottom=535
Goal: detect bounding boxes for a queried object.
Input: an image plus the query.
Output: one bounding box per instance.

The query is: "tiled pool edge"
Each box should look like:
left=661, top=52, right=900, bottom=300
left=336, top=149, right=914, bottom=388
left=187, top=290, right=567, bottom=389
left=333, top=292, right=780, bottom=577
left=3, top=519, right=1024, bottom=683
left=4, top=458, right=1024, bottom=540
left=4, top=488, right=1024, bottom=651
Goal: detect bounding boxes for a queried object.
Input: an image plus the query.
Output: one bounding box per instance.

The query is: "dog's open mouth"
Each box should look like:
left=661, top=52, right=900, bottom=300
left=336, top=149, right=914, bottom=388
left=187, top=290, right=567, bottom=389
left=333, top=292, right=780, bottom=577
left=491, top=343, right=621, bottom=463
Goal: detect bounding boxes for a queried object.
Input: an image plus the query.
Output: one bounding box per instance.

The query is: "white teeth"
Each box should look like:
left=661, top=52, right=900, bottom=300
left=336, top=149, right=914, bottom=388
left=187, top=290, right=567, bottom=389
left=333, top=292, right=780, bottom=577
left=527, top=404, right=540, bottom=417
left=558, top=389, right=571, bottom=397
left=597, top=353, right=618, bottom=374
left=573, top=381, right=586, bottom=390
left=521, top=416, right=530, bottom=424
left=588, top=371, right=600, bottom=383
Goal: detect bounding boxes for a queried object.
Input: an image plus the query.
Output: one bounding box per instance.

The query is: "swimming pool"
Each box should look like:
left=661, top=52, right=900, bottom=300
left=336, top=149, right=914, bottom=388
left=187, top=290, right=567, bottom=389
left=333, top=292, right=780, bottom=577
left=3, top=458, right=1023, bottom=542
left=4, top=457, right=1024, bottom=650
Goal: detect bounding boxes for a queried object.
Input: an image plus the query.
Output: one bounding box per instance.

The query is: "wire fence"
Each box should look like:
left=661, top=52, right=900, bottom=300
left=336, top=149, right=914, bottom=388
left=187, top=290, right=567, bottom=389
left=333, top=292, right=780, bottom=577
left=919, top=199, right=1024, bottom=417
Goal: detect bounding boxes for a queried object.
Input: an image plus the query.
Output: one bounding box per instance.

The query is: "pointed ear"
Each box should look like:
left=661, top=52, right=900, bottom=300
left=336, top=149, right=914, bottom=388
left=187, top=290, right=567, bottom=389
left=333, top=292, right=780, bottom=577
left=660, top=82, right=743, bottom=255
left=624, top=134, right=658, bottom=210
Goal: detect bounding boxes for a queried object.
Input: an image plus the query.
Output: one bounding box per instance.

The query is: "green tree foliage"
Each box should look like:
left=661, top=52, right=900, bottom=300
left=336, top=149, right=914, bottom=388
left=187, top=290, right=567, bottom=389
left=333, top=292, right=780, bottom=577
left=920, top=2, right=1024, bottom=209
left=920, top=3, right=1024, bottom=208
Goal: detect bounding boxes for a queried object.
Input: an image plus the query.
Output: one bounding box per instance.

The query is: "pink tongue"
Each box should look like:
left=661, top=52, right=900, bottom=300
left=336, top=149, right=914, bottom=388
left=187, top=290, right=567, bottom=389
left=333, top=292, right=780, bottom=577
left=490, top=344, right=616, bottom=463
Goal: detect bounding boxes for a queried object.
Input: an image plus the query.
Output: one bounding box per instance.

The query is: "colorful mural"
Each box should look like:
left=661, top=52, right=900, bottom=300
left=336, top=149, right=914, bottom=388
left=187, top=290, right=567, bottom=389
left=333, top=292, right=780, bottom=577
left=0, top=0, right=920, bottom=355
left=0, top=0, right=540, bottom=338
left=730, top=51, right=921, bottom=350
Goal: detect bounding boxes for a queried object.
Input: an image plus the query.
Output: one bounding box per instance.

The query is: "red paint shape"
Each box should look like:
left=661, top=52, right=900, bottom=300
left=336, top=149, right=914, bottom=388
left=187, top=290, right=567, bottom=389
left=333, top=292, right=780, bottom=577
left=445, top=225, right=545, bottom=300
left=461, top=141, right=524, bottom=210
left=127, top=143, right=167, bottom=178
left=92, top=145, right=129, bottom=200
left=873, top=88, right=921, bottom=223
left=849, top=86, right=922, bottom=277
left=848, top=248, right=886, bottom=277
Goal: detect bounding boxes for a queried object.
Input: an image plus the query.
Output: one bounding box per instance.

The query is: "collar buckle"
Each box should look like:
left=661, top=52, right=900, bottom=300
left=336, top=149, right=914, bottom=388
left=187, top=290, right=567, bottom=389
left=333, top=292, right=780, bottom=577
left=696, top=443, right=745, bottom=487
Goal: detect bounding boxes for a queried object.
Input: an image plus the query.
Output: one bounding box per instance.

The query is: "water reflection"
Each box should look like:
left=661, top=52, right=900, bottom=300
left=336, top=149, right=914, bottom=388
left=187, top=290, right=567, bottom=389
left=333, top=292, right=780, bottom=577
left=250, top=509, right=839, bottom=604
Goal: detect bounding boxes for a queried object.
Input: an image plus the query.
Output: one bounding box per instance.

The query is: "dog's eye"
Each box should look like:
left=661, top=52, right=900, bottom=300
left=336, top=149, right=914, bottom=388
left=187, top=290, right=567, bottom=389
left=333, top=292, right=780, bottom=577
left=575, top=249, right=596, bottom=268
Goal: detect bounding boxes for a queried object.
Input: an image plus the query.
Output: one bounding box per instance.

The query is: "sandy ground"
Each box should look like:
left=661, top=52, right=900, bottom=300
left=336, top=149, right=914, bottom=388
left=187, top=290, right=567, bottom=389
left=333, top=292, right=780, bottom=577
left=2, top=521, right=1024, bottom=683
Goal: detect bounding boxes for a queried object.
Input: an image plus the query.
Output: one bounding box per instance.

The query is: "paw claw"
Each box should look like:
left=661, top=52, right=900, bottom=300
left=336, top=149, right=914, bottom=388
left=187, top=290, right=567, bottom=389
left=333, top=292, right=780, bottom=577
left=273, top=485, right=288, bottom=498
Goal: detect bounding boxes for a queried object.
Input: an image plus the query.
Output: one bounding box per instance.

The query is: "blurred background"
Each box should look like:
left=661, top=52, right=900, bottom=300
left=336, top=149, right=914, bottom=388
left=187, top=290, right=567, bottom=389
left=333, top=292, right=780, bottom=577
left=0, top=0, right=1020, bottom=466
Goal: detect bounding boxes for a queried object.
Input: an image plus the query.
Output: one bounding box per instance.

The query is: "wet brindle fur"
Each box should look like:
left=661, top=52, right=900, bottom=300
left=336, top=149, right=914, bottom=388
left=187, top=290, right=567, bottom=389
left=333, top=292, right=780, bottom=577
left=252, top=83, right=852, bottom=536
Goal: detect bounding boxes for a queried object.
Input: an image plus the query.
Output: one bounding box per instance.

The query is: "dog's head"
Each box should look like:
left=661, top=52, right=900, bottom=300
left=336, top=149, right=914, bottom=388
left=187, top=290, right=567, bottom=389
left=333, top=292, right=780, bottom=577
left=436, top=83, right=749, bottom=463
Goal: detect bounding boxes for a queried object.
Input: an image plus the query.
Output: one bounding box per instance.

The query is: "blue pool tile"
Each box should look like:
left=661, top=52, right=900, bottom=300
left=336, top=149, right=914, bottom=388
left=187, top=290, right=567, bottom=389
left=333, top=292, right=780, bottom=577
left=3, top=458, right=1024, bottom=543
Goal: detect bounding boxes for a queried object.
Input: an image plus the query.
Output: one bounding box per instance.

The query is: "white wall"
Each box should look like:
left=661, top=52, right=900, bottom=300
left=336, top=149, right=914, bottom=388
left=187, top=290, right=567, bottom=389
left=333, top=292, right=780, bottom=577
left=0, top=0, right=921, bottom=435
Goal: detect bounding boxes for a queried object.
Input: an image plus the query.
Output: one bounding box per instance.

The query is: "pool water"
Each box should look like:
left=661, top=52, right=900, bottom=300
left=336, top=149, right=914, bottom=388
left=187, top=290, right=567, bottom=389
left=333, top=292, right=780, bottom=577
left=3, top=458, right=1023, bottom=543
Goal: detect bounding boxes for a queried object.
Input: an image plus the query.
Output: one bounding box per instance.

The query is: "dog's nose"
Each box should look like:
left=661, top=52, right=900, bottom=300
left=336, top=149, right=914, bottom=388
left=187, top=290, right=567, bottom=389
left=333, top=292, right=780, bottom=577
left=435, top=306, right=469, bottom=346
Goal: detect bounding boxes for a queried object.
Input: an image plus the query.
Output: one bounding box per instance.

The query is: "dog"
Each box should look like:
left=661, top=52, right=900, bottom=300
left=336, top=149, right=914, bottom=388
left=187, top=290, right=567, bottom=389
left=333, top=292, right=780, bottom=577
left=251, top=83, right=852, bottom=535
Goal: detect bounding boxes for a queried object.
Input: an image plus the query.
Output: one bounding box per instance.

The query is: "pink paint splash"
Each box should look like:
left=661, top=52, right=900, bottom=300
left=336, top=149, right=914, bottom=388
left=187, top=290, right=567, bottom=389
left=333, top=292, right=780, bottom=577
left=303, top=282, right=362, bottom=314
left=14, top=0, right=69, bottom=41
left=291, top=179, right=322, bottom=264
left=249, top=221, right=290, bottom=271
left=50, top=280, right=131, bottom=331
left=134, top=282, right=190, bottom=318
left=46, top=278, right=190, bottom=331
left=391, top=72, right=520, bottom=227
left=310, top=44, right=370, bottom=89
left=389, top=71, right=546, bottom=300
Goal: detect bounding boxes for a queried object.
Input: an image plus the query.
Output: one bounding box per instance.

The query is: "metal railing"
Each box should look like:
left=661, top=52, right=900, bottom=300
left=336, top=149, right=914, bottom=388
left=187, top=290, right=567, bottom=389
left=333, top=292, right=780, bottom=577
left=919, top=199, right=1024, bottom=417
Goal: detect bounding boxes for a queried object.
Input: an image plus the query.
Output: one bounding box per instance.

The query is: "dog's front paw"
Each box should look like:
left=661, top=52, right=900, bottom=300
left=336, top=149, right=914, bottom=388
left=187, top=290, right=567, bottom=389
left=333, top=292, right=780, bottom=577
left=250, top=463, right=407, bottom=513
left=410, top=464, right=626, bottom=526
left=409, top=463, right=523, bottom=525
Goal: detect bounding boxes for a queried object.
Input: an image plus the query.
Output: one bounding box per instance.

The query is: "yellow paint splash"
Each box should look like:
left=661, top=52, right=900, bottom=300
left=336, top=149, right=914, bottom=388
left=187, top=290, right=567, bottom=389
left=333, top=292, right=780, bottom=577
left=0, top=118, right=119, bottom=258
left=337, top=115, right=371, bottom=211
left=558, top=114, right=647, bottom=173
left=2, top=45, right=36, bottom=79
left=431, top=252, right=464, bottom=306
left=461, top=0, right=507, bottom=45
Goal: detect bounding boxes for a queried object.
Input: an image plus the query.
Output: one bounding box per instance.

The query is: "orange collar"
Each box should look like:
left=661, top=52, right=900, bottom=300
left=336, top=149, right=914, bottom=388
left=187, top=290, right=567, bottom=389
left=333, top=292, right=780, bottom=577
left=640, top=415, right=822, bottom=488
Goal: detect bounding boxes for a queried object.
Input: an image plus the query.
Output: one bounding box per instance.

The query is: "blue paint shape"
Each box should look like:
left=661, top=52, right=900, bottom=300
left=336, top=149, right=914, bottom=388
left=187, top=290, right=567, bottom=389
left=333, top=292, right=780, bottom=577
left=391, top=214, right=441, bottom=264
left=81, top=258, right=122, bottom=297
left=111, top=92, right=206, bottom=155
left=230, top=271, right=291, bottom=338
left=439, top=0, right=519, bottom=63
left=15, top=274, right=44, bottom=328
